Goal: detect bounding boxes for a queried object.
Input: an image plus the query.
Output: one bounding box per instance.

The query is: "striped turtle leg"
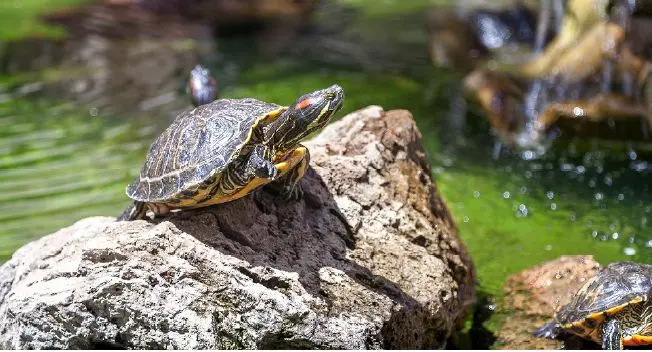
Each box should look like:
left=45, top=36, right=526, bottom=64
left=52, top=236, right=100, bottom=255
left=602, top=318, right=623, bottom=350
left=271, top=145, right=310, bottom=200
left=117, top=201, right=147, bottom=221
left=533, top=320, right=561, bottom=339
left=203, top=145, right=278, bottom=203
left=246, top=144, right=278, bottom=179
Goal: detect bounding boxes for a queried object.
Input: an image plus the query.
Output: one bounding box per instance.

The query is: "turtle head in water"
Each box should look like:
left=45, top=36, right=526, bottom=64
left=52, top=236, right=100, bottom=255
left=187, top=65, right=218, bottom=106
left=264, top=84, right=344, bottom=153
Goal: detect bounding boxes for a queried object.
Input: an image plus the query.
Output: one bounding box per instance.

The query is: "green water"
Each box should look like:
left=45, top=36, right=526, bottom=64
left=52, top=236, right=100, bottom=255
left=0, top=0, right=651, bottom=346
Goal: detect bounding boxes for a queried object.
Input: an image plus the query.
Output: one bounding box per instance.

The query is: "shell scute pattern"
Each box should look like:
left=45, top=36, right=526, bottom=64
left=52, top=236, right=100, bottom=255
left=557, top=262, right=652, bottom=325
left=127, top=98, right=284, bottom=202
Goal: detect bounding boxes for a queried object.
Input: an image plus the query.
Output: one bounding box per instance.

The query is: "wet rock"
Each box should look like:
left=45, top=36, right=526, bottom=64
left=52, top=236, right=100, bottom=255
left=0, top=106, right=476, bottom=349
left=497, top=255, right=601, bottom=349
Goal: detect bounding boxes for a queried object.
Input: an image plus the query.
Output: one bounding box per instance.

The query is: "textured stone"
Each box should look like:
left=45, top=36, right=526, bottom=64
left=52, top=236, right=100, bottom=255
left=0, top=106, right=475, bottom=349
left=498, top=255, right=601, bottom=350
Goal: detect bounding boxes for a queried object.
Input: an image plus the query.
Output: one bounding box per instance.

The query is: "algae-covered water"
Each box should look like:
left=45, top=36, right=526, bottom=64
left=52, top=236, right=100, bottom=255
left=1, top=0, right=651, bottom=346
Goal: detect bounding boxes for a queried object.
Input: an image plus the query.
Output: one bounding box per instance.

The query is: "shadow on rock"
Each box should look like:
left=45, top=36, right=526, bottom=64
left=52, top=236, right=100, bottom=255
left=161, top=169, right=407, bottom=304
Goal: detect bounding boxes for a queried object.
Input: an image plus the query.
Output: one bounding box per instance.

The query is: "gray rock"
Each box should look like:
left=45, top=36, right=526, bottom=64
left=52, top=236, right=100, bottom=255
left=0, top=106, right=476, bottom=349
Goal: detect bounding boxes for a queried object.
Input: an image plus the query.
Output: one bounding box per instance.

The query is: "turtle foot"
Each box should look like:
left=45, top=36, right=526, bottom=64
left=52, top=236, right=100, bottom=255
left=282, top=184, right=304, bottom=201
left=532, top=320, right=561, bottom=339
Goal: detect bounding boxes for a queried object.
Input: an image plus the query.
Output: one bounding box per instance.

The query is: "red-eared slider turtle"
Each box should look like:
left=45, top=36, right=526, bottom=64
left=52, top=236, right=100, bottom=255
left=533, top=261, right=652, bottom=349
left=187, top=65, right=218, bottom=107
left=117, top=84, right=344, bottom=221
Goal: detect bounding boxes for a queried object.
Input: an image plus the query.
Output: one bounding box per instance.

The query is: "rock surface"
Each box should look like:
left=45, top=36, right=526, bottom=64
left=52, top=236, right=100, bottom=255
left=0, top=106, right=476, bottom=349
left=497, top=255, right=601, bottom=350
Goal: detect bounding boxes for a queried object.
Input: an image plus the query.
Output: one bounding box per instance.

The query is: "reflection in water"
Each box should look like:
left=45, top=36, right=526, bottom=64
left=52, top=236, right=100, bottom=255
left=0, top=99, right=152, bottom=259
left=2, top=34, right=215, bottom=115
left=0, top=8, right=223, bottom=260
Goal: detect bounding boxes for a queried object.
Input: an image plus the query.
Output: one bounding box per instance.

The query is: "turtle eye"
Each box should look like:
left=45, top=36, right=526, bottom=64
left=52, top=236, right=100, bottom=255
left=325, top=92, right=336, bottom=100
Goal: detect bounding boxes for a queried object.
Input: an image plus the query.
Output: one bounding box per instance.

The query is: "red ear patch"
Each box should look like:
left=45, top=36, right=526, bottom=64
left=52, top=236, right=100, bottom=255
left=296, top=97, right=315, bottom=110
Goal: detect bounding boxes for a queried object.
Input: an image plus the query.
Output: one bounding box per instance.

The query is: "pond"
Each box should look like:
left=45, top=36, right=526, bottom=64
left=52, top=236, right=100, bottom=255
left=0, top=0, right=650, bottom=347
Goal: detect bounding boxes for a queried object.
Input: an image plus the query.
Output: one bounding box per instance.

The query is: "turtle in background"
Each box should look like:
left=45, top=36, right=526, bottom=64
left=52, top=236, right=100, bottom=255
left=533, top=261, right=652, bottom=349
left=187, top=65, right=218, bottom=106
left=117, top=84, right=344, bottom=221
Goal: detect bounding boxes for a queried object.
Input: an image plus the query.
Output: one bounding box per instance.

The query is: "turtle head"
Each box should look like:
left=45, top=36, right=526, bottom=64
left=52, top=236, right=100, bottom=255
left=269, top=84, right=345, bottom=151
left=187, top=65, right=218, bottom=107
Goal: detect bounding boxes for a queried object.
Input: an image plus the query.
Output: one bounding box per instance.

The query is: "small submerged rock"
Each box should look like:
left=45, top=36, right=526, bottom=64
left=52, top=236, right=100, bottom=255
left=498, top=255, right=601, bottom=349
left=0, top=106, right=475, bottom=349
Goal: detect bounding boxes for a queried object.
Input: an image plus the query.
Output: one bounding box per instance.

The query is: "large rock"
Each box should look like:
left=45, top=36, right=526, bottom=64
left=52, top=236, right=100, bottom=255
left=497, top=255, right=601, bottom=350
left=0, top=106, right=476, bottom=349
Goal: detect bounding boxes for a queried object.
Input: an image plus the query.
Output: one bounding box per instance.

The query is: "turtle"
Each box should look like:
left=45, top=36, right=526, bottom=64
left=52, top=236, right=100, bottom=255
left=117, top=84, right=344, bottom=221
left=187, top=64, right=218, bottom=107
left=533, top=261, right=652, bottom=350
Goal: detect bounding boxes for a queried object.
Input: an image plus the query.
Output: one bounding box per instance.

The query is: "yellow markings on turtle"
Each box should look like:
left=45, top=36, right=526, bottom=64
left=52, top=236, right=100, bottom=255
left=152, top=106, right=290, bottom=208
left=139, top=108, right=287, bottom=187
left=623, top=334, right=652, bottom=346
left=262, top=108, right=287, bottom=123
left=170, top=180, right=216, bottom=207
left=175, top=119, right=206, bottom=170
left=249, top=108, right=286, bottom=143
left=564, top=321, right=588, bottom=335
left=173, top=122, right=190, bottom=170
left=586, top=312, right=607, bottom=321
left=290, top=147, right=309, bottom=181
left=199, top=147, right=305, bottom=205
left=603, top=299, right=641, bottom=316
left=562, top=322, right=577, bottom=330
left=252, top=108, right=286, bottom=131
left=164, top=144, right=306, bottom=208
left=274, top=147, right=307, bottom=173
left=560, top=297, right=649, bottom=344
left=198, top=175, right=269, bottom=205
left=564, top=303, right=632, bottom=330
left=152, top=127, right=174, bottom=177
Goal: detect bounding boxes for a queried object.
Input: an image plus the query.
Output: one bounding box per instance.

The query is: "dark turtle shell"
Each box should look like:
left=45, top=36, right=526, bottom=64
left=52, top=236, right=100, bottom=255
left=126, top=98, right=286, bottom=202
left=556, top=262, right=652, bottom=326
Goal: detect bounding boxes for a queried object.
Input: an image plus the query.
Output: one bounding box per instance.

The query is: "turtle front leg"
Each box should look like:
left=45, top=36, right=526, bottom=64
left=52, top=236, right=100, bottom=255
left=602, top=318, right=623, bottom=350
left=271, top=145, right=310, bottom=200
left=532, top=320, right=562, bottom=340
left=246, top=144, right=278, bottom=179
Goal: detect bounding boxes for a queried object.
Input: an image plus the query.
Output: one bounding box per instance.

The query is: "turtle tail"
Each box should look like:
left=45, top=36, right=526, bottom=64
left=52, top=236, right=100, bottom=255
left=117, top=201, right=147, bottom=221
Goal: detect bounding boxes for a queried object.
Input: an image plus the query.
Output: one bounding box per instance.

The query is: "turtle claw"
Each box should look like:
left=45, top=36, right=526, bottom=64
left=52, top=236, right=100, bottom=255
left=283, top=184, right=304, bottom=201
left=247, top=144, right=278, bottom=179
left=533, top=320, right=561, bottom=339
left=265, top=163, right=278, bottom=180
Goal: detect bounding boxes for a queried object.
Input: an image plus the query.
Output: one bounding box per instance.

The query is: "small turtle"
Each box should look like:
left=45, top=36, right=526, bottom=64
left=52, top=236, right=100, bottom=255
left=533, top=261, right=652, bottom=349
left=187, top=65, right=218, bottom=106
left=117, top=84, right=344, bottom=221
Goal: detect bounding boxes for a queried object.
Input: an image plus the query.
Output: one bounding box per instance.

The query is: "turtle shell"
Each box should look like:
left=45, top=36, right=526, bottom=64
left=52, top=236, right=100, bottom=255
left=555, top=262, right=652, bottom=328
left=126, top=98, right=286, bottom=202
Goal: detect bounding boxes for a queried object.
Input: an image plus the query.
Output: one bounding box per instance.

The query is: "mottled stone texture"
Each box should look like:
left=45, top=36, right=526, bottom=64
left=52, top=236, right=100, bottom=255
left=0, top=106, right=475, bottom=349
left=498, top=255, right=601, bottom=350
